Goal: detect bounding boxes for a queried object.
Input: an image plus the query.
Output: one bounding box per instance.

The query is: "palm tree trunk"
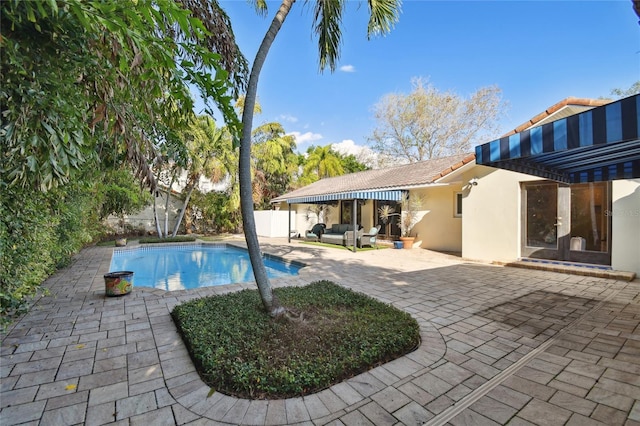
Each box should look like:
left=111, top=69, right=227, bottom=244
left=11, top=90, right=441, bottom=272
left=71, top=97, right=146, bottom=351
left=172, top=180, right=197, bottom=237
left=153, top=190, right=163, bottom=238
left=164, top=173, right=176, bottom=238
left=239, top=0, right=295, bottom=316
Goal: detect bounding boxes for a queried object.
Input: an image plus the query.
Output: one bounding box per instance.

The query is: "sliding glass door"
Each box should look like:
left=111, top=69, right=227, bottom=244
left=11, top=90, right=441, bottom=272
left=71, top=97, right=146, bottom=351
left=522, top=182, right=611, bottom=265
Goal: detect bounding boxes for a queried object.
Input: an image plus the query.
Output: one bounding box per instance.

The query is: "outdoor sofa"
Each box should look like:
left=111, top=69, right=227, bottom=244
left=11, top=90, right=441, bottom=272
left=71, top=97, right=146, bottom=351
left=320, top=224, right=360, bottom=245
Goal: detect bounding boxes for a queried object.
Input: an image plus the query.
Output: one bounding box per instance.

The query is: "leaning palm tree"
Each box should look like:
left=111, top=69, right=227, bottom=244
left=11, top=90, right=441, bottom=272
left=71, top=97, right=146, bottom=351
left=238, top=0, right=402, bottom=316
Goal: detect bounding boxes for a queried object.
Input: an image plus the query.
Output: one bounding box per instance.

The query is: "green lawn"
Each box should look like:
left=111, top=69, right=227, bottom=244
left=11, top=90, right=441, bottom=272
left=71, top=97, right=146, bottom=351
left=171, top=281, right=420, bottom=399
left=300, top=241, right=388, bottom=251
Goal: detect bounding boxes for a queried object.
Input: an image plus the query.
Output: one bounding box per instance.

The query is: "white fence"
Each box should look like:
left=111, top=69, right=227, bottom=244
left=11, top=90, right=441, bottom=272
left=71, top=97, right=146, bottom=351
left=254, top=210, right=296, bottom=238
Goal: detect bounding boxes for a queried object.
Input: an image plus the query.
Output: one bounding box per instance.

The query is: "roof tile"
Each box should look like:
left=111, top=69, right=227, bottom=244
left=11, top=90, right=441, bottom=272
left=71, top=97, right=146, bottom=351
left=272, top=153, right=474, bottom=202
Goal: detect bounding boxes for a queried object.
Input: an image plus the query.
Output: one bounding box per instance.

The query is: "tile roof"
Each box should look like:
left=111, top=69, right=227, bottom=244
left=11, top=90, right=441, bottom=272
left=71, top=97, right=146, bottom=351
left=501, top=97, right=611, bottom=137
left=272, top=153, right=475, bottom=203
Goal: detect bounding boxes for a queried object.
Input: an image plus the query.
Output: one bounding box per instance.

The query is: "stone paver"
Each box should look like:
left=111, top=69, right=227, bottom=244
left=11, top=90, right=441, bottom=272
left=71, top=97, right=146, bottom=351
left=1, top=238, right=638, bottom=425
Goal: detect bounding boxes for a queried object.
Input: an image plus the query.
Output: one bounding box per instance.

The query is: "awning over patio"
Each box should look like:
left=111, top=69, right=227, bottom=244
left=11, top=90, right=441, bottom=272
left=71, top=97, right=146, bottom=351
left=475, top=94, right=640, bottom=183
left=286, top=190, right=403, bottom=204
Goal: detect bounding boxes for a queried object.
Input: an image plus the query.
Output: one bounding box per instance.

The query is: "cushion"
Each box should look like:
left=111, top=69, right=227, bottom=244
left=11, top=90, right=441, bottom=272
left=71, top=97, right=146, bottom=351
left=311, top=223, right=326, bottom=235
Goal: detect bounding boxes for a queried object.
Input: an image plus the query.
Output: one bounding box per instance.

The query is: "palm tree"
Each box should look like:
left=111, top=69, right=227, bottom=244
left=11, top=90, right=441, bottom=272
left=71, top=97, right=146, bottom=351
left=253, top=122, right=298, bottom=208
left=304, top=145, right=344, bottom=179
left=238, top=0, right=401, bottom=316
left=171, top=116, right=228, bottom=237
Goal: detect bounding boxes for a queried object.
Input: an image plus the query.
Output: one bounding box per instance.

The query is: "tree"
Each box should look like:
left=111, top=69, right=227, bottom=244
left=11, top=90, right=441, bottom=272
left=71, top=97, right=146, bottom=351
left=252, top=122, right=298, bottom=209
left=337, top=152, right=370, bottom=174
left=609, top=81, right=640, bottom=99
left=0, top=0, right=246, bottom=324
left=368, top=78, right=506, bottom=163
left=99, top=168, right=152, bottom=235
left=238, top=0, right=401, bottom=316
left=171, top=116, right=228, bottom=236
left=304, top=145, right=345, bottom=179
left=1, top=0, right=244, bottom=191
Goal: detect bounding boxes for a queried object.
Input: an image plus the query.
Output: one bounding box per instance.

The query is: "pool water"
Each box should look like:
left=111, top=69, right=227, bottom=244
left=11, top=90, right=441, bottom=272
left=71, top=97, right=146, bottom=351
left=109, top=244, right=302, bottom=291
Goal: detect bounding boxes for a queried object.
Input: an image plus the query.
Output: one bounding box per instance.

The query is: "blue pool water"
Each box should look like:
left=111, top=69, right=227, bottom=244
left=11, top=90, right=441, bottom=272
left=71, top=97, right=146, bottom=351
left=109, top=244, right=302, bottom=291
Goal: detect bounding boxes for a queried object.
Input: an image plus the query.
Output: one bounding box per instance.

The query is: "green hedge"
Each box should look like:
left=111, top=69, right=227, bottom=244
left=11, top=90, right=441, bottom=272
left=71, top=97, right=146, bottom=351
left=0, top=181, right=101, bottom=329
left=172, top=281, right=420, bottom=399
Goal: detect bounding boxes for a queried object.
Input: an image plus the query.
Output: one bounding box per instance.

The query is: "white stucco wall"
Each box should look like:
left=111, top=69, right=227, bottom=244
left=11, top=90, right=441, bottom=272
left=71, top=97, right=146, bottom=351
left=611, top=179, right=640, bottom=274
left=461, top=167, right=640, bottom=273
left=461, top=166, right=539, bottom=263
left=411, top=186, right=463, bottom=252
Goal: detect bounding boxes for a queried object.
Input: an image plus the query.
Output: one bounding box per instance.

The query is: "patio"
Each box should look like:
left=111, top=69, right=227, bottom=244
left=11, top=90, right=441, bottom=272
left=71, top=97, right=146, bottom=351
left=1, top=238, right=639, bottom=425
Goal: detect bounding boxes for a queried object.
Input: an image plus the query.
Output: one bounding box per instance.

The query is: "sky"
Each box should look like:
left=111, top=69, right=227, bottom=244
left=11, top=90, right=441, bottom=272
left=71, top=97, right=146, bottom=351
left=205, top=0, right=639, bottom=158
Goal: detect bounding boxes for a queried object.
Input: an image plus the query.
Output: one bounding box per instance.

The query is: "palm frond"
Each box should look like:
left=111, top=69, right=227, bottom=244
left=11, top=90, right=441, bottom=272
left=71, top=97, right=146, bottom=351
left=313, top=0, right=346, bottom=72
left=367, top=0, right=401, bottom=39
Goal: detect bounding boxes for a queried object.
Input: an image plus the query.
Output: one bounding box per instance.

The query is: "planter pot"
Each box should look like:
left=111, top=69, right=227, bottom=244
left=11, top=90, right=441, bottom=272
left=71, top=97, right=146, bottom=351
left=115, top=238, right=127, bottom=247
left=399, top=236, right=415, bottom=249
left=104, top=271, right=134, bottom=296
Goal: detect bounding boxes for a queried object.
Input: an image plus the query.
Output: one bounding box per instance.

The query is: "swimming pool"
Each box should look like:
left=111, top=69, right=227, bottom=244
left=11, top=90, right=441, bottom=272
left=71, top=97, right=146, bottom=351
left=109, top=244, right=303, bottom=291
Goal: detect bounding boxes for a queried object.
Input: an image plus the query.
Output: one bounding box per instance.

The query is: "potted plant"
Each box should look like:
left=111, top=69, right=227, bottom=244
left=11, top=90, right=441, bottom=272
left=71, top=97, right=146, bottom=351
left=378, top=193, right=423, bottom=249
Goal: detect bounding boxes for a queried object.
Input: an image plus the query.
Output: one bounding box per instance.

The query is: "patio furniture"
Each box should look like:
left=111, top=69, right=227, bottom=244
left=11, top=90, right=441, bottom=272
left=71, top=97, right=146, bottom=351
left=344, top=229, right=364, bottom=247
left=305, top=223, right=326, bottom=242
left=320, top=224, right=358, bottom=245
left=358, top=225, right=381, bottom=248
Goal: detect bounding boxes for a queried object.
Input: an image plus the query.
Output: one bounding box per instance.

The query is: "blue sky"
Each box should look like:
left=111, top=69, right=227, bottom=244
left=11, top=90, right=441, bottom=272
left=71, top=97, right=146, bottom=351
left=210, top=0, right=639, bottom=156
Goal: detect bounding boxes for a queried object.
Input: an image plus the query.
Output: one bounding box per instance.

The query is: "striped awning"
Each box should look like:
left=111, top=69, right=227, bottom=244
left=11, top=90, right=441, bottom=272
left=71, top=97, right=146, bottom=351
left=286, top=190, right=403, bottom=204
left=476, top=94, right=640, bottom=183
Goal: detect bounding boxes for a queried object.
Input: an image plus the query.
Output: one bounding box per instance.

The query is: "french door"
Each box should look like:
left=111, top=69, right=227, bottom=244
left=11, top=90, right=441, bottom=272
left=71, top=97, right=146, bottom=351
left=521, top=181, right=611, bottom=265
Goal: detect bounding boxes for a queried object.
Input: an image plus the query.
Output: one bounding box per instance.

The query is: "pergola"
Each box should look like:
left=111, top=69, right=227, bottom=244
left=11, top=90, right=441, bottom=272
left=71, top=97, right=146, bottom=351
left=283, top=190, right=404, bottom=252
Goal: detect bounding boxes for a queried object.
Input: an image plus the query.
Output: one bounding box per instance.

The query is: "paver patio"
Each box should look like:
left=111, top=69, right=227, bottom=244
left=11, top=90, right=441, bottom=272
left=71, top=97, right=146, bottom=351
left=1, top=238, right=638, bottom=425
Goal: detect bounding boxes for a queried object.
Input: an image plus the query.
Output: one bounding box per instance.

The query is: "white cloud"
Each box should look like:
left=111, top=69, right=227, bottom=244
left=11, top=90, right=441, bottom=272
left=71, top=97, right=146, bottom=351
left=289, top=131, right=323, bottom=145
left=278, top=114, right=298, bottom=123
left=331, top=140, right=378, bottom=168
left=339, top=65, right=356, bottom=73
left=331, top=139, right=362, bottom=156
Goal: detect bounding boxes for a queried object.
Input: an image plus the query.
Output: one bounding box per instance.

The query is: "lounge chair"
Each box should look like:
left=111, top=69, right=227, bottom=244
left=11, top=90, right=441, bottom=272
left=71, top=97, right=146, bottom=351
left=305, top=223, right=326, bottom=242
left=358, top=225, right=381, bottom=248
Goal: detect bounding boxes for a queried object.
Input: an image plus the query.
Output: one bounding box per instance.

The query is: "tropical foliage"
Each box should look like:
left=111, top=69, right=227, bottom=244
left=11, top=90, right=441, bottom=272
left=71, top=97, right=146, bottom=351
left=1, top=178, right=103, bottom=328
left=251, top=123, right=298, bottom=210
left=0, top=0, right=245, bottom=327
left=1, top=0, right=243, bottom=191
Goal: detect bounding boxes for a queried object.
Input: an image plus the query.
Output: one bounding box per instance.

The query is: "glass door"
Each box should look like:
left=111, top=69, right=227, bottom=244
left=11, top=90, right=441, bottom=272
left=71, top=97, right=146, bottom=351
left=568, top=183, right=611, bottom=264
left=522, top=182, right=611, bottom=265
left=522, top=183, right=567, bottom=259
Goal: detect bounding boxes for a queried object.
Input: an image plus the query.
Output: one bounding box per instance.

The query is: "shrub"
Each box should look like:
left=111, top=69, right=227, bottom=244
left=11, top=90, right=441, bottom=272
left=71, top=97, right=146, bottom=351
left=139, top=236, right=197, bottom=244
left=171, top=281, right=420, bottom=399
left=0, top=181, right=101, bottom=328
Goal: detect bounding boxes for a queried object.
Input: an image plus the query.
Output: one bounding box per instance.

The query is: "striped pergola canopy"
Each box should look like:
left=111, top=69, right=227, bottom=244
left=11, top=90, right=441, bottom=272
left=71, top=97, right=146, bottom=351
left=286, top=190, right=403, bottom=204
left=475, top=94, right=640, bottom=183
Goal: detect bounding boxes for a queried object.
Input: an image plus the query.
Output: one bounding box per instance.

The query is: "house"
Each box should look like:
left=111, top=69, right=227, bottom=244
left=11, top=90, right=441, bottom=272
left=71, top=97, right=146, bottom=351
left=272, top=95, right=640, bottom=275
left=271, top=153, right=475, bottom=252
left=471, top=95, right=640, bottom=275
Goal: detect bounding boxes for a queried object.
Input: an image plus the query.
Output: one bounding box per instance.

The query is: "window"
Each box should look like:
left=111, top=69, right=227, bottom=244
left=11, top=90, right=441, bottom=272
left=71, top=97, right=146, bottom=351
left=454, top=192, right=463, bottom=217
